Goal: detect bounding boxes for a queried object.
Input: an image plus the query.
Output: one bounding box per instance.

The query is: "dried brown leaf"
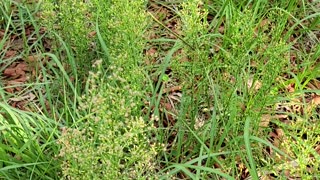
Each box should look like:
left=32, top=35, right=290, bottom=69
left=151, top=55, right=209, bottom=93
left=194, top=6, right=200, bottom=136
left=286, top=83, right=295, bottom=93
left=3, top=68, right=16, bottom=76
left=5, top=50, right=16, bottom=58
left=247, top=77, right=262, bottom=91
left=312, top=95, right=320, bottom=105
left=4, top=87, right=14, bottom=93
left=88, top=31, right=97, bottom=38
left=4, top=62, right=29, bottom=77
left=162, top=85, right=182, bottom=94
left=146, top=47, right=157, bottom=56
left=260, top=114, right=271, bottom=127
left=24, top=54, right=41, bottom=63
left=218, top=26, right=224, bottom=34
left=13, top=76, right=29, bottom=82
left=260, top=19, right=269, bottom=27
left=9, top=93, right=36, bottom=102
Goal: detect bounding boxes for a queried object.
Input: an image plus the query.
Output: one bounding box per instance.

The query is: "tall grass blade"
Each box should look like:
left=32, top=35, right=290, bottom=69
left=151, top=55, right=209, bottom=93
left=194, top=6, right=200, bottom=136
left=244, top=117, right=258, bottom=179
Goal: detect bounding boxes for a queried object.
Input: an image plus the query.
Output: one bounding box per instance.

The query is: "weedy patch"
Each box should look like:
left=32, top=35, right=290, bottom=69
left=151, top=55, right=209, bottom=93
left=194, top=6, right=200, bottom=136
left=42, top=0, right=161, bottom=179
left=1, top=0, right=320, bottom=179
left=58, top=62, right=160, bottom=179
left=144, top=0, right=320, bottom=179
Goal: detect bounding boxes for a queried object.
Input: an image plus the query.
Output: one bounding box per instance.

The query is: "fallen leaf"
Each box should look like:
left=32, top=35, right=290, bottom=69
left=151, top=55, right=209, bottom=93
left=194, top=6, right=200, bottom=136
left=286, top=83, right=295, bottom=93
left=3, top=68, right=16, bottom=76
left=24, top=54, right=41, bottom=63
left=315, top=144, right=320, bottom=155
left=218, top=25, right=224, bottom=34
left=306, top=94, right=320, bottom=115
left=12, top=76, right=29, bottom=82
left=16, top=63, right=29, bottom=71
left=146, top=47, right=157, bottom=57
left=4, top=87, right=14, bottom=93
left=0, top=30, right=5, bottom=37
left=6, top=77, right=28, bottom=92
left=88, top=31, right=96, bottom=38
left=163, top=102, right=172, bottom=111
left=312, top=95, right=320, bottom=105
left=260, top=19, right=269, bottom=27
left=260, top=114, right=288, bottom=128
left=260, top=114, right=271, bottom=127
left=247, top=76, right=262, bottom=91
left=12, top=101, right=26, bottom=110
left=3, top=62, right=29, bottom=77
left=275, top=128, right=285, bottom=138
left=5, top=50, right=16, bottom=58
left=9, top=93, right=36, bottom=102
left=162, top=85, right=182, bottom=94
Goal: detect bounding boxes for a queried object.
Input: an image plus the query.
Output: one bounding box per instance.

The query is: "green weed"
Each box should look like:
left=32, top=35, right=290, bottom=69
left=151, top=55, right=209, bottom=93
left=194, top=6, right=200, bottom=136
left=1, top=0, right=320, bottom=179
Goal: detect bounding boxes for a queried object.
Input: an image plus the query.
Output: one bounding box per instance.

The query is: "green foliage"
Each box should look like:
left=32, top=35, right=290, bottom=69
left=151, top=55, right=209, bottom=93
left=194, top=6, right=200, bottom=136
left=58, top=62, right=159, bottom=179
left=92, top=0, right=148, bottom=80
left=41, top=0, right=160, bottom=178
left=1, top=0, right=320, bottom=179
left=156, top=0, right=319, bottom=179
left=0, top=103, right=61, bottom=179
left=40, top=0, right=94, bottom=54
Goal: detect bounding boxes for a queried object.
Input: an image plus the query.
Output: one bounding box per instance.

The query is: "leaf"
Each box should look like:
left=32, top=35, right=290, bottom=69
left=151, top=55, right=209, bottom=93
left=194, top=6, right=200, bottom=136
left=9, top=93, right=36, bottom=102
left=244, top=117, right=259, bottom=180
left=3, top=62, right=29, bottom=77
left=88, top=31, right=96, bottom=38
left=23, top=54, right=41, bottom=63
left=5, top=50, right=16, bottom=58
left=247, top=76, right=262, bottom=91
left=311, top=95, right=320, bottom=105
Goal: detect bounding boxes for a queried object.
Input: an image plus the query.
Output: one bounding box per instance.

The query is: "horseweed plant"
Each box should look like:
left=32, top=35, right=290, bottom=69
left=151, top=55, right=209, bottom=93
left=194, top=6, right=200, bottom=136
left=58, top=61, right=160, bottom=179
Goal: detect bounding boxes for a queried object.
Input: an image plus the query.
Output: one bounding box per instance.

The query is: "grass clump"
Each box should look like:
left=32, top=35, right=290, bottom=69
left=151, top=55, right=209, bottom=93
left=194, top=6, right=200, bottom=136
left=0, top=1, right=62, bottom=179
left=0, top=103, right=61, bottom=179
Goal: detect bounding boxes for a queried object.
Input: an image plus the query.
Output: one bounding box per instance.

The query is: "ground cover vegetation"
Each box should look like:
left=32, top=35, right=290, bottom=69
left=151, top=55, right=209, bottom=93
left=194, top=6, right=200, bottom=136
left=0, top=0, right=319, bottom=179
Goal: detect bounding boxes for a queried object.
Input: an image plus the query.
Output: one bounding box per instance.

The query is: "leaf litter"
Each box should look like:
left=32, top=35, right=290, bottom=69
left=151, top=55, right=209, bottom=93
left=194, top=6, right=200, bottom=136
left=1, top=3, right=52, bottom=110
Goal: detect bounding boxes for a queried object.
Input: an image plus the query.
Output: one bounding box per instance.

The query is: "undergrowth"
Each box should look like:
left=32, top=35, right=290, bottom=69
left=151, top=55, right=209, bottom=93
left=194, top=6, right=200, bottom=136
left=59, top=62, right=159, bottom=179
left=0, top=0, right=320, bottom=179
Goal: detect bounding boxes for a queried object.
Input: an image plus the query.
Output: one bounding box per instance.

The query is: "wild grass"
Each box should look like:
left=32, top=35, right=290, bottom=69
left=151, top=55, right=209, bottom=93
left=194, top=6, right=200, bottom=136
left=0, top=1, right=62, bottom=179
left=0, top=0, right=319, bottom=179
left=0, top=103, right=61, bottom=179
